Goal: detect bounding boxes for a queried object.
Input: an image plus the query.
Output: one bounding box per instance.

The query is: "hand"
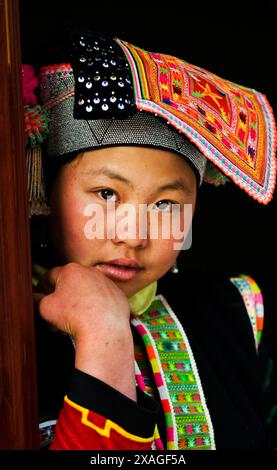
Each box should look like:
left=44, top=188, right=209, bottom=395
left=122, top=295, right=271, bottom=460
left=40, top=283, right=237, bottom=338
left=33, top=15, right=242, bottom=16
left=36, top=262, right=131, bottom=338
left=35, top=263, right=136, bottom=400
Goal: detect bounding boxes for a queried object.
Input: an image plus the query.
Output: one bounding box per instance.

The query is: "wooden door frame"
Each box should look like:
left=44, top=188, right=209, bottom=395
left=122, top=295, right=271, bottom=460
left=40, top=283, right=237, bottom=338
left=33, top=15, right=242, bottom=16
left=0, top=0, right=39, bottom=449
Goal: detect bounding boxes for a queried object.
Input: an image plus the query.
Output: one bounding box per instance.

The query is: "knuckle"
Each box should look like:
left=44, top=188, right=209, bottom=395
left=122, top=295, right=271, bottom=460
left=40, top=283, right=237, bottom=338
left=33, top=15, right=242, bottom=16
left=62, top=262, right=81, bottom=277
left=39, top=294, right=50, bottom=318
left=65, top=261, right=80, bottom=271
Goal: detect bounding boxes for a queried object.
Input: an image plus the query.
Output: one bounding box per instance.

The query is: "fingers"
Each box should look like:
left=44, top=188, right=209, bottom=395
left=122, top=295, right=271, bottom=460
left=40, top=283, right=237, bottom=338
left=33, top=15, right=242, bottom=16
left=33, top=293, right=60, bottom=332
left=36, top=266, right=63, bottom=295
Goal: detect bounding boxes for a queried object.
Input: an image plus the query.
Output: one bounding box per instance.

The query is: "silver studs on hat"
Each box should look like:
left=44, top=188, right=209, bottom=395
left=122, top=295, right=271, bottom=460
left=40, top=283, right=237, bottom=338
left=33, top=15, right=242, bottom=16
left=72, top=32, right=136, bottom=119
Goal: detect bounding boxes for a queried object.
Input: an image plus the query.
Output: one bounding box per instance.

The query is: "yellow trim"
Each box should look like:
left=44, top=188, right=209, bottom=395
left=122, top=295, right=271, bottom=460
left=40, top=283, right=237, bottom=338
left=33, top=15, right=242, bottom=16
left=64, top=395, right=155, bottom=443
left=150, top=358, right=160, bottom=373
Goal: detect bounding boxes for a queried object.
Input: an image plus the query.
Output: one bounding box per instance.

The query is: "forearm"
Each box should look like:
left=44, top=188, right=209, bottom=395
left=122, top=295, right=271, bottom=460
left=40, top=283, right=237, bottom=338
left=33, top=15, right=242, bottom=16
left=75, top=322, right=137, bottom=402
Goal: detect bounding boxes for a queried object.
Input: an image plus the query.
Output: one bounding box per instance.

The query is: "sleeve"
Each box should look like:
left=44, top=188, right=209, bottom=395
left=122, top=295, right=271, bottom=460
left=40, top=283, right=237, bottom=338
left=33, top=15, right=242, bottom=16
left=259, top=337, right=277, bottom=449
left=230, top=274, right=277, bottom=449
left=50, top=368, right=160, bottom=450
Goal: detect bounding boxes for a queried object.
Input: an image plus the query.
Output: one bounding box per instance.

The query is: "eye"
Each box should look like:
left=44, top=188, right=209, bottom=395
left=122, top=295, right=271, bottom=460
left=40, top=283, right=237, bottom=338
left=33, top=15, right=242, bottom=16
left=97, top=189, right=118, bottom=202
left=154, top=200, right=176, bottom=212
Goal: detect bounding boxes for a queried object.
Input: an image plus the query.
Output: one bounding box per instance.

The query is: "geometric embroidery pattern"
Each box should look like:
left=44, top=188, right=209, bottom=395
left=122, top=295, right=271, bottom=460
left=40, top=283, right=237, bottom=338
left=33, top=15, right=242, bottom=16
left=230, top=274, right=264, bottom=349
left=131, top=295, right=216, bottom=450
left=118, top=39, right=276, bottom=204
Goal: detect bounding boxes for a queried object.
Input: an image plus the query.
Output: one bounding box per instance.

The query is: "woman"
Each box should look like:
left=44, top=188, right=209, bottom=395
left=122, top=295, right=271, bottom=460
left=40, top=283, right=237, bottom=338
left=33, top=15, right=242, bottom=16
left=26, top=30, right=276, bottom=450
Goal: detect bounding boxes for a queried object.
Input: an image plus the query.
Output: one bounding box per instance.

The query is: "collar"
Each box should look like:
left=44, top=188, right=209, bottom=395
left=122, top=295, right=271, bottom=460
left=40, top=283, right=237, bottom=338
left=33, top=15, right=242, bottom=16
left=128, top=281, right=157, bottom=316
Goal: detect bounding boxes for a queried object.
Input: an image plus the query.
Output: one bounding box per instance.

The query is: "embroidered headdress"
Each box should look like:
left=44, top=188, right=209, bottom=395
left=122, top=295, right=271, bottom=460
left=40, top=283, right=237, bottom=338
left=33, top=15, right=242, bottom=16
left=25, top=31, right=276, bottom=216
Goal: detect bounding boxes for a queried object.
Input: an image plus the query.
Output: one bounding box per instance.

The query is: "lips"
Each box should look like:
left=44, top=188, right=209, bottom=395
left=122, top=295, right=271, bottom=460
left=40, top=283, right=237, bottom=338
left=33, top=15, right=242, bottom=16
left=96, top=258, right=142, bottom=281
left=105, top=258, right=141, bottom=268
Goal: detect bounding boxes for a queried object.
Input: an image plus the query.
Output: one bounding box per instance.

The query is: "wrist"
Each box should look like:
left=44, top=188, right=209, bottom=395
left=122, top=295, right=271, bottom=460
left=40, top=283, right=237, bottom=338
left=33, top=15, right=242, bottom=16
left=74, top=323, right=136, bottom=401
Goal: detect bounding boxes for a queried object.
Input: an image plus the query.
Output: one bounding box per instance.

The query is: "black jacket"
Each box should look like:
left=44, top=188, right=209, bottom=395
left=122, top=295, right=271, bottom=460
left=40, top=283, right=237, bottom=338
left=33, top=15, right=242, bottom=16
left=36, top=267, right=276, bottom=449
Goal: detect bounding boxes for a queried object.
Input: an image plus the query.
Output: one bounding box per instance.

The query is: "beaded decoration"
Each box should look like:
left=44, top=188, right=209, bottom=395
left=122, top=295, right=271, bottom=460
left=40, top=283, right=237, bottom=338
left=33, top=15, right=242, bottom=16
left=71, top=33, right=136, bottom=119
left=117, top=39, right=276, bottom=204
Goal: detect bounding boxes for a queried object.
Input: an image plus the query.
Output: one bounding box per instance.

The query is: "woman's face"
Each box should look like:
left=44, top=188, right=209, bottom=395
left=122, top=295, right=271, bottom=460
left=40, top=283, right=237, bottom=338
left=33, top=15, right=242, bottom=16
left=49, top=146, right=197, bottom=297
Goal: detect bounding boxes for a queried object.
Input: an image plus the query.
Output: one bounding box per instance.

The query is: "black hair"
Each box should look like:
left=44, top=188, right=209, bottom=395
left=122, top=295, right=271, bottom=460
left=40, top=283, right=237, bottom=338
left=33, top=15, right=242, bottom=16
left=43, top=150, right=81, bottom=200
left=31, top=150, right=81, bottom=268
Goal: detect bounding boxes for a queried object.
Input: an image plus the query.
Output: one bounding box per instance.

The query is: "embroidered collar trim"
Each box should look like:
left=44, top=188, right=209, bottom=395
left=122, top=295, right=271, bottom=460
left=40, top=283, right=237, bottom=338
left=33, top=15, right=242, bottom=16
left=131, top=294, right=215, bottom=450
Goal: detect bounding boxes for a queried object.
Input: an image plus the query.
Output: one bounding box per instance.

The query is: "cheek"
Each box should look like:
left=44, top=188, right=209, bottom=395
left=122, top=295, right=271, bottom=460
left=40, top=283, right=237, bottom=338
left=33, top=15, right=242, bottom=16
left=149, top=208, right=192, bottom=242
left=151, top=238, right=178, bottom=274
left=83, top=204, right=108, bottom=240
left=149, top=211, right=189, bottom=260
left=56, top=188, right=92, bottom=247
left=63, top=192, right=82, bottom=227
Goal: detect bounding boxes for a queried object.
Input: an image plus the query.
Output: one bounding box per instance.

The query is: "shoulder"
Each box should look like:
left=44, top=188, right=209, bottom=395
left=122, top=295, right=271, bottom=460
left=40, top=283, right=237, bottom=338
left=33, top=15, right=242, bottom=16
left=157, top=265, right=245, bottom=309
left=157, top=267, right=263, bottom=351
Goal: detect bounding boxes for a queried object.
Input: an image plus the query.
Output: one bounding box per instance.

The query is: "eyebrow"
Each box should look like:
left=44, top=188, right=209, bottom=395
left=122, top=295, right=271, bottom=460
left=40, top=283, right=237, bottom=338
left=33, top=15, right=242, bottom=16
left=83, top=167, right=134, bottom=189
left=156, top=180, right=193, bottom=195
left=83, top=167, right=193, bottom=195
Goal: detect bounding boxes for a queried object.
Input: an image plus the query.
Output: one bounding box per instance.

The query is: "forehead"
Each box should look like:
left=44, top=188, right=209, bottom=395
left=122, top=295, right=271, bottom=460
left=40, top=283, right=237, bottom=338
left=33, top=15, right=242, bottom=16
left=71, top=146, right=196, bottom=183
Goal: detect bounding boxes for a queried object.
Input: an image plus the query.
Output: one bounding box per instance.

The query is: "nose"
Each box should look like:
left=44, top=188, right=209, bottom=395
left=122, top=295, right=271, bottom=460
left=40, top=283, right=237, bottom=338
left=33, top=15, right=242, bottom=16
left=109, top=203, right=148, bottom=249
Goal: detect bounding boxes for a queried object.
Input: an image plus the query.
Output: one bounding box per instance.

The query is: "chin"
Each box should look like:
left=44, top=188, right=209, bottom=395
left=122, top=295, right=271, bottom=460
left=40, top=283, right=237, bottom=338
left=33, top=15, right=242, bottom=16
left=116, top=283, right=137, bottom=298
left=112, top=280, right=141, bottom=298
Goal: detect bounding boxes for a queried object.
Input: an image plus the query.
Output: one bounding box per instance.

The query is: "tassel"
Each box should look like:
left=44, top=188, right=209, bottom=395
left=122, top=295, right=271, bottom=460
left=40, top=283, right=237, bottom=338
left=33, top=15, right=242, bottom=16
left=26, top=146, right=51, bottom=217
left=24, top=105, right=50, bottom=217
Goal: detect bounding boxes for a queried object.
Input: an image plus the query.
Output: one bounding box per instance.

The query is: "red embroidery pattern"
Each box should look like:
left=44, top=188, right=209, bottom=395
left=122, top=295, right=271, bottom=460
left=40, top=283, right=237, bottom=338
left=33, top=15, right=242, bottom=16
left=118, top=40, right=276, bottom=204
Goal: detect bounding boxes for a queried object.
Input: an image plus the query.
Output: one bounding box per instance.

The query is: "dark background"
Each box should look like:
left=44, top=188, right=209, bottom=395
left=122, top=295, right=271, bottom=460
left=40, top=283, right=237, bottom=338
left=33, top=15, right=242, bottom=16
left=20, top=0, right=277, bottom=357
